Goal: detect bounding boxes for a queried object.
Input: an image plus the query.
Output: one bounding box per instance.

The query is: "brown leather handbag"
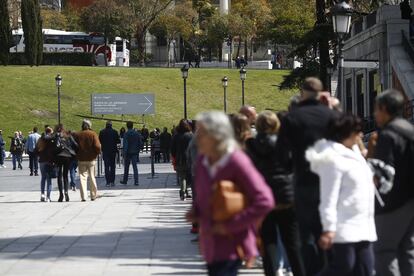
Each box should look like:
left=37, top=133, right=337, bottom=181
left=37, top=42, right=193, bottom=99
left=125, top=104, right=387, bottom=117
left=211, top=180, right=247, bottom=222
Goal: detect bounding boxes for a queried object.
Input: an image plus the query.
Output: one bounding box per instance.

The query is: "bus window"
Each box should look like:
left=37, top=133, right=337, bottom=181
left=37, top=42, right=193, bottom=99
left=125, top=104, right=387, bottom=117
left=89, top=36, right=105, bottom=45
left=116, top=40, right=123, bottom=52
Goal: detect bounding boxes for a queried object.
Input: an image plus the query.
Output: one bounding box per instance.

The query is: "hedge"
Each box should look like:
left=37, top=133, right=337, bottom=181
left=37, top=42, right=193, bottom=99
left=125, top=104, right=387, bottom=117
left=9, top=52, right=96, bottom=66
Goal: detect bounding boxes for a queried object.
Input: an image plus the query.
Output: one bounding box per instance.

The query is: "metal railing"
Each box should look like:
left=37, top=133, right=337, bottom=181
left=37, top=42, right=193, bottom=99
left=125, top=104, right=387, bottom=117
left=402, top=30, right=414, bottom=65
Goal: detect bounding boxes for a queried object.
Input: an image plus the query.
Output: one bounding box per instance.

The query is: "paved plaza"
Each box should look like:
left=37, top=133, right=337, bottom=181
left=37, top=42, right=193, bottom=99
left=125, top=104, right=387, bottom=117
left=0, top=154, right=263, bottom=276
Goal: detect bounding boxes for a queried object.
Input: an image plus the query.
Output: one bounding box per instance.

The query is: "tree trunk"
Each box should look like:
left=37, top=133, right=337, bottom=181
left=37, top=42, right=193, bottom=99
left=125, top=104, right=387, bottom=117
left=249, top=39, right=253, bottom=61
left=236, top=36, right=241, bottom=58
left=0, top=0, right=11, bottom=65
left=104, top=36, right=108, bottom=66
left=167, top=38, right=171, bottom=68
left=244, top=39, right=248, bottom=60
left=136, top=26, right=146, bottom=67
left=316, top=0, right=329, bottom=89
left=218, top=43, right=222, bottom=62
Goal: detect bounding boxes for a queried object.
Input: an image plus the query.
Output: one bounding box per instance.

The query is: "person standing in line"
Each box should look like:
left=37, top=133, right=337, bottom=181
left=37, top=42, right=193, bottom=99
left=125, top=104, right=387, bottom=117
left=0, top=130, right=6, bottom=168
left=246, top=111, right=305, bottom=276
left=171, top=119, right=193, bottom=200
left=230, top=114, right=252, bottom=150
left=26, top=127, right=41, bottom=176
left=120, top=121, right=142, bottom=186
left=239, top=106, right=258, bottom=137
left=160, top=127, right=172, bottom=163
left=306, top=114, right=377, bottom=276
left=99, top=121, right=120, bottom=187
left=371, top=90, right=414, bottom=276
left=10, top=131, right=24, bottom=170
left=36, top=127, right=55, bottom=202
left=275, top=77, right=337, bottom=274
left=73, top=120, right=101, bottom=201
left=53, top=124, right=78, bottom=202
left=187, top=111, right=274, bottom=276
left=141, top=125, right=149, bottom=153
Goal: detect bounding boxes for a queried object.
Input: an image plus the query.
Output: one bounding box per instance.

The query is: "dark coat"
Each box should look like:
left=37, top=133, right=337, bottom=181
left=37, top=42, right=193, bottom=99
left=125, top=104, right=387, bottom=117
left=374, top=117, right=414, bottom=214
left=123, top=129, right=142, bottom=155
left=10, top=137, right=24, bottom=154
left=276, top=99, right=337, bottom=206
left=99, top=127, right=120, bottom=156
left=160, top=131, right=172, bottom=150
left=35, top=135, right=55, bottom=163
left=246, top=133, right=294, bottom=205
left=0, top=134, right=5, bottom=150
left=171, top=132, right=193, bottom=168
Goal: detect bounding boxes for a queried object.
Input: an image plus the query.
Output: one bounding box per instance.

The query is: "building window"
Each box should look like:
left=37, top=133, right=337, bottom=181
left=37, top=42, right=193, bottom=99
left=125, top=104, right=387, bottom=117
left=356, top=74, right=365, bottom=118
left=346, top=78, right=352, bottom=113
left=369, top=70, right=380, bottom=117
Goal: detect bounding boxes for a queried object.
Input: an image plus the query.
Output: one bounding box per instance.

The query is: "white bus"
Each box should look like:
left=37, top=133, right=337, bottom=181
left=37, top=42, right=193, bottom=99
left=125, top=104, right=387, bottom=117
left=10, top=29, right=130, bottom=67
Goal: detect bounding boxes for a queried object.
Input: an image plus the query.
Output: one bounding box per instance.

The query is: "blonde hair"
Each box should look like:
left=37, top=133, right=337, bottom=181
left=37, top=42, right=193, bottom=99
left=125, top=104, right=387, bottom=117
left=256, top=111, right=280, bottom=134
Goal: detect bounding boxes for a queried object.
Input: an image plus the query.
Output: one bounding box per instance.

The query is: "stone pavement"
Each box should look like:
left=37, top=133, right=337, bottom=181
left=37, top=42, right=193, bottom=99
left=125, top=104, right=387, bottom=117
left=0, top=154, right=263, bottom=276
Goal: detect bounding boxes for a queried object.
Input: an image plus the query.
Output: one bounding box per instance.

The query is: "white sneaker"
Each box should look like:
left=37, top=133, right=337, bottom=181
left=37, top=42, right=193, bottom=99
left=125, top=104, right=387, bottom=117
left=1, top=165, right=6, bottom=168
left=40, top=194, right=46, bottom=202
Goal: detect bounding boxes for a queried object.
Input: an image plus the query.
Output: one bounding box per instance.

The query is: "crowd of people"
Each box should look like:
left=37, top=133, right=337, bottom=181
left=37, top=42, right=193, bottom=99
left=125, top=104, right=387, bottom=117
left=1, top=76, right=413, bottom=276
left=177, top=77, right=414, bottom=276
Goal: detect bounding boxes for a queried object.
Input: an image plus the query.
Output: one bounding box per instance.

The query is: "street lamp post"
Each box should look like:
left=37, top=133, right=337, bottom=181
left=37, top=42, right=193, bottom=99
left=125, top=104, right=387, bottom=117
left=222, top=76, right=228, bottom=113
left=331, top=0, right=353, bottom=105
left=181, top=65, right=189, bottom=119
left=239, top=67, right=247, bottom=106
left=55, top=74, right=62, bottom=125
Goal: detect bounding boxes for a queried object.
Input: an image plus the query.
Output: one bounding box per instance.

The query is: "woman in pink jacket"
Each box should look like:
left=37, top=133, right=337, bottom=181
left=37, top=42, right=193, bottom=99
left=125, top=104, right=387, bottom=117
left=187, top=111, right=275, bottom=276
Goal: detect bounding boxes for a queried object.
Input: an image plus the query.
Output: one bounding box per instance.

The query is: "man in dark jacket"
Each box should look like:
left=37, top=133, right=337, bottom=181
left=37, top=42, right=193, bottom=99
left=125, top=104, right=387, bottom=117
left=0, top=130, right=5, bottom=168
left=275, top=77, right=337, bottom=275
left=160, top=127, right=172, bottom=163
left=99, top=121, right=120, bottom=187
left=121, top=121, right=142, bottom=186
left=372, top=89, right=414, bottom=276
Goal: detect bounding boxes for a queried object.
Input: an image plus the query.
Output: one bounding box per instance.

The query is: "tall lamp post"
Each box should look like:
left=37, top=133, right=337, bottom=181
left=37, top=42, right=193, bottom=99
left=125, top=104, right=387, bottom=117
left=181, top=65, right=189, bottom=119
left=55, top=74, right=62, bottom=125
left=222, top=76, right=228, bottom=113
left=239, top=67, right=247, bottom=106
left=331, top=0, right=353, bottom=105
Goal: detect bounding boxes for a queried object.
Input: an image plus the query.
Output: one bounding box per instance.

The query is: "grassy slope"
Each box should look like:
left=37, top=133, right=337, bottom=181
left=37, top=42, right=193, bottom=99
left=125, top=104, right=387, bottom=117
left=0, top=66, right=297, bottom=137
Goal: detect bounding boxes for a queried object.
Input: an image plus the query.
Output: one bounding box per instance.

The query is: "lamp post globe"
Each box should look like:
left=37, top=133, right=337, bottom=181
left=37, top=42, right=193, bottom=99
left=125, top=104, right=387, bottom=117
left=331, top=0, right=354, bottom=39
left=239, top=67, right=247, bottom=81
left=55, top=74, right=62, bottom=87
left=222, top=76, right=228, bottom=87
left=181, top=65, right=189, bottom=79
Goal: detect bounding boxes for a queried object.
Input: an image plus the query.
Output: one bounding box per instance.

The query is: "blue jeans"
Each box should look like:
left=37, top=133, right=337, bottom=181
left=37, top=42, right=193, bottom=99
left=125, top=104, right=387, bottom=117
left=123, top=154, right=138, bottom=184
left=28, top=151, right=39, bottom=173
left=12, top=153, right=22, bottom=169
left=40, top=162, right=52, bottom=198
left=69, top=159, right=78, bottom=187
left=0, top=149, right=4, bottom=165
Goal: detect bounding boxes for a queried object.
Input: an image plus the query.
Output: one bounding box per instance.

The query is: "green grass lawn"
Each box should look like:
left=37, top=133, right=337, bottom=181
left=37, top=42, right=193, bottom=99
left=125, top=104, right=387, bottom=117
left=0, top=66, right=297, bottom=137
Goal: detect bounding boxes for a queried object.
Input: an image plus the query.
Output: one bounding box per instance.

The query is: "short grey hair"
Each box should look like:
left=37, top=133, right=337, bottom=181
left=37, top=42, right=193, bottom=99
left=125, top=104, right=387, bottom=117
left=82, top=119, right=92, bottom=130
left=196, top=111, right=238, bottom=154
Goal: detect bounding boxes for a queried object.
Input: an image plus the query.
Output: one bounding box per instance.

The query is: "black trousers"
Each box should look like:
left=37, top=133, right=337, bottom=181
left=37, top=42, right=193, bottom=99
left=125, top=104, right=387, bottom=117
left=207, top=259, right=241, bottom=276
left=56, top=156, right=71, bottom=195
left=103, top=153, right=116, bottom=184
left=260, top=208, right=306, bottom=276
left=28, top=151, right=39, bottom=173
left=162, top=149, right=170, bottom=163
left=320, top=242, right=374, bottom=276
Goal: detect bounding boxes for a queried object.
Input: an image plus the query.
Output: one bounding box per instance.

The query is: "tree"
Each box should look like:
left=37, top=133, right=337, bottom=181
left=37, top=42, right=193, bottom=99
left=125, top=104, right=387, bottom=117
left=21, top=0, right=43, bottom=66
left=0, top=0, right=12, bottom=65
left=126, top=0, right=174, bottom=66
left=41, top=8, right=68, bottom=30
left=80, top=0, right=130, bottom=66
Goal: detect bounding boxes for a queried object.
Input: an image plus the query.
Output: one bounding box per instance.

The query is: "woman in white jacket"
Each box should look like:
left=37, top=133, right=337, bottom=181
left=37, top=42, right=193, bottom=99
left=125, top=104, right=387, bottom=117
left=306, top=113, right=377, bottom=276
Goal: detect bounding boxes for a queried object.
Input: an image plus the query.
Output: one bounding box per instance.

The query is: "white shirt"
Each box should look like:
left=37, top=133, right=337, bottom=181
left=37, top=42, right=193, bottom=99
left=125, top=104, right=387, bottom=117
left=306, top=139, right=377, bottom=243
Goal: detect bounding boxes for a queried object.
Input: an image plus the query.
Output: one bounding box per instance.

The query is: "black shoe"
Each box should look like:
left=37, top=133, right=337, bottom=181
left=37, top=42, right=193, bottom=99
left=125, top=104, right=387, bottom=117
left=30, top=172, right=33, bottom=176
left=35, top=172, right=39, bottom=176
left=106, top=183, right=110, bottom=187
left=65, top=193, right=69, bottom=202
left=120, top=181, right=127, bottom=185
left=179, top=191, right=185, bottom=201
left=58, top=194, right=63, bottom=202
left=13, top=168, right=16, bottom=170
left=134, top=183, right=139, bottom=186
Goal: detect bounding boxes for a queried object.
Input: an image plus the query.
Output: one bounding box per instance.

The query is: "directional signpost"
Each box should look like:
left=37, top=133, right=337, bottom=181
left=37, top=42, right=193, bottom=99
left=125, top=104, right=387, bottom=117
left=91, top=93, right=155, bottom=115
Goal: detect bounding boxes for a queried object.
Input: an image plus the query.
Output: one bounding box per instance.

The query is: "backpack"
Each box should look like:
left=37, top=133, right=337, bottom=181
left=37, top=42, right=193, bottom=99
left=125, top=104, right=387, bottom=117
left=54, top=134, right=65, bottom=154
left=53, top=133, right=77, bottom=156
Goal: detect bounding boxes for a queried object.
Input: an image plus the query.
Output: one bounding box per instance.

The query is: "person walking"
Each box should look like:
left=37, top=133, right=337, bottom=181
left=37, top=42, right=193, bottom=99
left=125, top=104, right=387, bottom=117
left=187, top=111, right=274, bottom=276
left=171, top=119, right=193, bottom=200
left=141, top=125, right=149, bottom=153
left=120, top=121, right=142, bottom=186
left=35, top=127, right=55, bottom=202
left=10, top=131, right=24, bottom=170
left=53, top=124, right=78, bottom=202
left=0, top=130, right=5, bottom=168
left=74, top=120, right=101, bottom=201
left=371, top=89, right=414, bottom=276
left=275, top=77, right=337, bottom=274
left=26, top=127, right=41, bottom=176
left=246, top=111, right=305, bottom=276
left=160, top=127, right=172, bottom=163
left=99, top=121, right=120, bottom=187
left=306, top=113, right=377, bottom=276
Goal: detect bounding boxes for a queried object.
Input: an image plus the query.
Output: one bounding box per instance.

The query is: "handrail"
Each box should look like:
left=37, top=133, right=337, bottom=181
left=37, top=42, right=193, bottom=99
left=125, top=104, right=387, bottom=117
left=402, top=30, right=414, bottom=65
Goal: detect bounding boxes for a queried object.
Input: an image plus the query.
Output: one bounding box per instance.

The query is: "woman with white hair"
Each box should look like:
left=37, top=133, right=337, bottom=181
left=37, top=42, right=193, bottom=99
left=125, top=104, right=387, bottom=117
left=187, top=111, right=274, bottom=276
